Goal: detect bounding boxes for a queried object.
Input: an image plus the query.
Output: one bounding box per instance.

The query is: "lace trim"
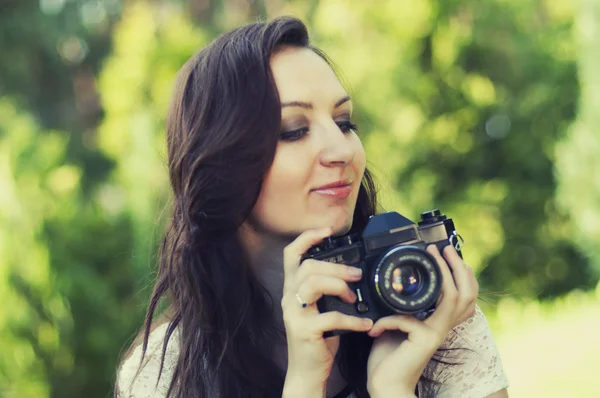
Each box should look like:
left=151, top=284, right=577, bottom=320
left=117, top=324, right=179, bottom=398
left=418, top=305, right=509, bottom=398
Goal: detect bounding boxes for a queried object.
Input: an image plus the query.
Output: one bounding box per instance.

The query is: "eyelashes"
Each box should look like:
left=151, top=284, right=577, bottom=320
left=337, top=121, right=359, bottom=133
left=279, top=127, right=308, bottom=142
left=279, top=121, right=359, bottom=142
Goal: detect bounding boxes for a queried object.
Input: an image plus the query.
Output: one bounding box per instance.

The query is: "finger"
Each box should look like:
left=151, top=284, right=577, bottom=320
left=442, top=245, right=473, bottom=293
left=313, top=312, right=374, bottom=335
left=295, top=275, right=357, bottom=307
left=442, top=246, right=479, bottom=317
left=368, top=315, right=440, bottom=344
left=294, top=259, right=363, bottom=286
left=283, top=228, right=332, bottom=282
left=427, top=245, right=455, bottom=296
left=425, top=245, right=458, bottom=331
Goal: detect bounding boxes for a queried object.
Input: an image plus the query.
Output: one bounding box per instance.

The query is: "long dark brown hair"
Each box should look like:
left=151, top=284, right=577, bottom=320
left=119, top=16, right=402, bottom=398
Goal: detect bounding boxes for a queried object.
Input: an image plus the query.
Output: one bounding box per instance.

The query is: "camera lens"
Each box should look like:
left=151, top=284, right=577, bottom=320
left=371, top=246, right=442, bottom=314
left=391, top=263, right=422, bottom=296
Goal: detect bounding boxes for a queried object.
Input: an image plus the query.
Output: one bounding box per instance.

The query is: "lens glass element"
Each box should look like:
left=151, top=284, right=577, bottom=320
left=391, top=264, right=422, bottom=296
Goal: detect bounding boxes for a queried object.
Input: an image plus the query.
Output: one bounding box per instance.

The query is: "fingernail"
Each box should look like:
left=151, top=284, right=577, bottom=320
left=347, top=267, right=362, bottom=277
left=368, top=327, right=379, bottom=337
left=363, top=319, right=373, bottom=328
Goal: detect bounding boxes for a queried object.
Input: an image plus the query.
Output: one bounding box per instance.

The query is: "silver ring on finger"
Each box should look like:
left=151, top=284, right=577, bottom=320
left=296, top=293, right=308, bottom=308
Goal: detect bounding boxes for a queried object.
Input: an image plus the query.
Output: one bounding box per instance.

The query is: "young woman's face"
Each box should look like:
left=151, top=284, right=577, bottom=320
left=249, top=47, right=366, bottom=238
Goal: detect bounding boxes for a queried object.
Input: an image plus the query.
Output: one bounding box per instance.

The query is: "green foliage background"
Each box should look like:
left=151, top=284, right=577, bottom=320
left=1, top=0, right=599, bottom=397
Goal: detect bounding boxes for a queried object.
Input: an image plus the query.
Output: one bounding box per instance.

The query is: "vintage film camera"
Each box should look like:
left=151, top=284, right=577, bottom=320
left=302, top=209, right=464, bottom=336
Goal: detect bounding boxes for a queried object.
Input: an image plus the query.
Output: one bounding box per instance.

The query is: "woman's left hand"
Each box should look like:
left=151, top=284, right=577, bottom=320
left=366, top=245, right=479, bottom=398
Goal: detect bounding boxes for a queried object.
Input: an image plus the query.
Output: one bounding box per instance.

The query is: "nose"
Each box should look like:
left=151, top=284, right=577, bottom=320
left=317, top=122, right=355, bottom=167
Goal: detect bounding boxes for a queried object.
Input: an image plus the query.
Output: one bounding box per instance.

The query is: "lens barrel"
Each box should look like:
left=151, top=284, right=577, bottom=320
left=371, top=246, right=442, bottom=314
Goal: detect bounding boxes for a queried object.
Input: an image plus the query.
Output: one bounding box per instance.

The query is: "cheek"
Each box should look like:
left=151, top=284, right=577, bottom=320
left=263, top=148, right=308, bottom=197
left=251, top=149, right=310, bottom=230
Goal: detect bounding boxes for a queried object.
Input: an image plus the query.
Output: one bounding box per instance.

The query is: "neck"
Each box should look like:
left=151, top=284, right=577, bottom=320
left=239, top=222, right=295, bottom=370
left=239, top=222, right=293, bottom=330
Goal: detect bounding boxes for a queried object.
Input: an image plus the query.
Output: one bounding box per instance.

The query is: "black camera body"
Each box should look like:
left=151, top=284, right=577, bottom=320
left=302, top=209, right=463, bottom=336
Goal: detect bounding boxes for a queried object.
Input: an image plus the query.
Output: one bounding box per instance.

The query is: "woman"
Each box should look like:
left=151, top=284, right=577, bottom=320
left=116, top=16, right=509, bottom=398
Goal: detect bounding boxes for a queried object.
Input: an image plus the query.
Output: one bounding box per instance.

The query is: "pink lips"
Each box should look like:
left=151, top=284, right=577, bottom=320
left=311, top=180, right=353, bottom=199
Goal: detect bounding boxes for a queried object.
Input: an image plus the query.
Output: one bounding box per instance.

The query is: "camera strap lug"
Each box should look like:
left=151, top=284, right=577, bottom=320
left=449, top=231, right=465, bottom=251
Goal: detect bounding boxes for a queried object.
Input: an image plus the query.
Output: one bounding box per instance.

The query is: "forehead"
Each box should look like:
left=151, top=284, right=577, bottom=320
left=270, top=47, right=347, bottom=103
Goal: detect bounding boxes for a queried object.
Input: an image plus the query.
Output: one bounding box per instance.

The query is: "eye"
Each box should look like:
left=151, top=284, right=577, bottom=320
left=279, top=127, right=309, bottom=142
left=336, top=121, right=358, bottom=133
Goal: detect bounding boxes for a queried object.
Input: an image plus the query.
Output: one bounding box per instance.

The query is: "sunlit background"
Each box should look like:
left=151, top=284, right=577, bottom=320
left=1, top=0, right=599, bottom=397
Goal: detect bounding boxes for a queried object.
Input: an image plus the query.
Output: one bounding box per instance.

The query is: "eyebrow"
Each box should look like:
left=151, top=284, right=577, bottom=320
left=281, top=95, right=351, bottom=110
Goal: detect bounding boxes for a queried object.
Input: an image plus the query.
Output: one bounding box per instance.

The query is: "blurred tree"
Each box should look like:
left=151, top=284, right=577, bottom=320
left=0, top=99, right=76, bottom=397
left=555, top=0, right=600, bottom=282
left=0, top=95, right=141, bottom=398
left=0, top=2, right=140, bottom=396
left=0, top=0, right=119, bottom=208
left=0, top=0, right=119, bottom=130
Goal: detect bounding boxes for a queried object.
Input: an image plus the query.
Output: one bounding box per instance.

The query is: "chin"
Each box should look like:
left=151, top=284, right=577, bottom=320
left=331, top=221, right=352, bottom=237
left=318, top=215, right=353, bottom=237
left=297, top=207, right=356, bottom=237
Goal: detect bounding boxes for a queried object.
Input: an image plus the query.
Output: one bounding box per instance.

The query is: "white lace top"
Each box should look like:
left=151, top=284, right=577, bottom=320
left=117, top=305, right=508, bottom=397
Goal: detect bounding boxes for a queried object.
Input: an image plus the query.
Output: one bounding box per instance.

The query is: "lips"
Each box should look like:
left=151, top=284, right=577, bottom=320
left=311, top=179, right=353, bottom=199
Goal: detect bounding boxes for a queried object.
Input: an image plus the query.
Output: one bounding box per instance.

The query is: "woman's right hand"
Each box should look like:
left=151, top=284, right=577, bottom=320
left=281, top=227, right=374, bottom=398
